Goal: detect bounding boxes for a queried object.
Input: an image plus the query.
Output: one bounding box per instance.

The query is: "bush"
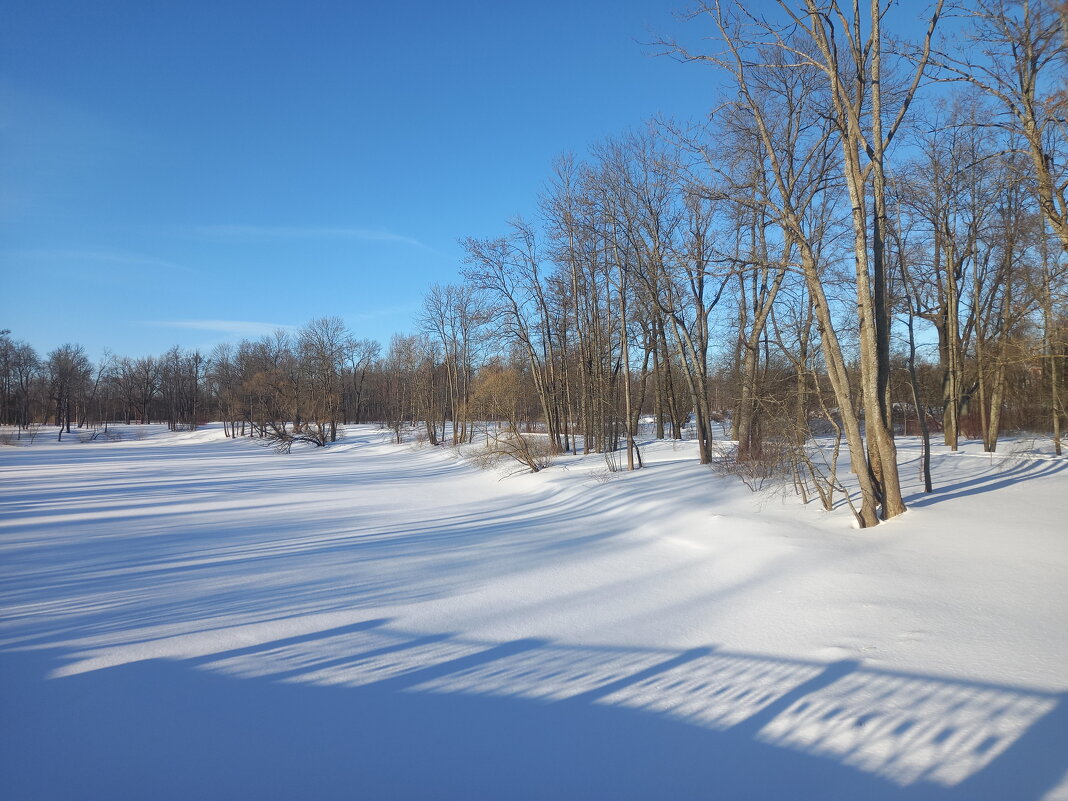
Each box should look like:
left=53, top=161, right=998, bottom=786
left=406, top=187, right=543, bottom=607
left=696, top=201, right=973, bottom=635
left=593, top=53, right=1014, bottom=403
left=474, top=425, right=556, bottom=473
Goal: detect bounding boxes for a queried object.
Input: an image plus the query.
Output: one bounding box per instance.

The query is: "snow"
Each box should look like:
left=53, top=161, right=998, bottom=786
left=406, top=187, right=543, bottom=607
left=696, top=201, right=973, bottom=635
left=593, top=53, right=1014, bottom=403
left=1, top=424, right=1066, bottom=800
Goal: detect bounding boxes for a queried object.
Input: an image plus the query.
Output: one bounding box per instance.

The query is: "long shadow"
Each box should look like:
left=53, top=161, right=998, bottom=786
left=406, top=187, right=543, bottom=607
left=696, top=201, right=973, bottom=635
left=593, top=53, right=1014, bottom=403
left=3, top=445, right=716, bottom=653
left=3, top=628, right=1065, bottom=801
left=0, top=480, right=646, bottom=632
left=906, top=457, right=1068, bottom=507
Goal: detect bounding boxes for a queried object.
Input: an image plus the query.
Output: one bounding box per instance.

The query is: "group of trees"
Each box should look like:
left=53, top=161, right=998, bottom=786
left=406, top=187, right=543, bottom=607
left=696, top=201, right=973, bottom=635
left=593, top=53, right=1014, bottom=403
left=449, top=0, right=1067, bottom=525
left=2, top=1, right=1065, bottom=527
left=0, top=332, right=205, bottom=438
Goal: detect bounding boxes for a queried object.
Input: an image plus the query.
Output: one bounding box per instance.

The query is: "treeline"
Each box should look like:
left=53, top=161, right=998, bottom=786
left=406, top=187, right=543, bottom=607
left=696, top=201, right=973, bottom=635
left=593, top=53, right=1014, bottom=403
left=2, top=1, right=1066, bottom=527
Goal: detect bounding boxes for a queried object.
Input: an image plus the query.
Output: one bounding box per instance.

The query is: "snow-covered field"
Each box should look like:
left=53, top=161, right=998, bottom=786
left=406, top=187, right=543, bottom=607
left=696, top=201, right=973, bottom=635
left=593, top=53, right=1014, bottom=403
left=1, top=424, right=1066, bottom=800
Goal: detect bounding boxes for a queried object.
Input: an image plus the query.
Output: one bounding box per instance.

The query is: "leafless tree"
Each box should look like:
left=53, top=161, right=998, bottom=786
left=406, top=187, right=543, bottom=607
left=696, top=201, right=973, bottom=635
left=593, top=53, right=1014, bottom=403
left=935, top=0, right=1068, bottom=252
left=46, top=344, right=91, bottom=437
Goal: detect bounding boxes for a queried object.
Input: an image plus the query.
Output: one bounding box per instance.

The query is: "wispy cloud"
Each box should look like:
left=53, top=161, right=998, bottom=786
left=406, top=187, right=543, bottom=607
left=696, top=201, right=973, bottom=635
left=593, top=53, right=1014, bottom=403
left=152, top=319, right=298, bottom=338
left=6, top=249, right=187, bottom=271
left=193, top=224, right=430, bottom=250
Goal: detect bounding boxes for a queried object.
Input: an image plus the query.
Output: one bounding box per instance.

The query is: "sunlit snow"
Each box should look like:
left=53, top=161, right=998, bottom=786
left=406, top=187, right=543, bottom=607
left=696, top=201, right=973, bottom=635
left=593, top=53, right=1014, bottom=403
left=1, top=425, right=1066, bottom=800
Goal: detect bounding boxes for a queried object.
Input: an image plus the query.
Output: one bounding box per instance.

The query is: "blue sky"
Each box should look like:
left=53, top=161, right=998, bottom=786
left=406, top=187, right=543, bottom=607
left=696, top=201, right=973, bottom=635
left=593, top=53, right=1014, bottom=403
left=1, top=0, right=726, bottom=360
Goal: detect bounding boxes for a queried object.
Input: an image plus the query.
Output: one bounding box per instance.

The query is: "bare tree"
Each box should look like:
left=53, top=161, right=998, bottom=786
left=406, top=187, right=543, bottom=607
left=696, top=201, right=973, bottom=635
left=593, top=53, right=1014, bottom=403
left=895, top=94, right=999, bottom=449
left=344, top=337, right=380, bottom=424
left=665, top=5, right=879, bottom=524
left=0, top=333, right=40, bottom=433
left=420, top=283, right=485, bottom=445
left=463, top=224, right=566, bottom=452
left=299, top=316, right=349, bottom=442
left=935, top=0, right=1068, bottom=252
left=46, top=344, right=91, bottom=437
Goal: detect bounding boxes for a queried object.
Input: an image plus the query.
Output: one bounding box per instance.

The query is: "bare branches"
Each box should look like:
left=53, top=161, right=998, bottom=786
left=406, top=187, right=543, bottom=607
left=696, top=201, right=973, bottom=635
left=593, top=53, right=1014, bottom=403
left=932, top=0, right=1068, bottom=250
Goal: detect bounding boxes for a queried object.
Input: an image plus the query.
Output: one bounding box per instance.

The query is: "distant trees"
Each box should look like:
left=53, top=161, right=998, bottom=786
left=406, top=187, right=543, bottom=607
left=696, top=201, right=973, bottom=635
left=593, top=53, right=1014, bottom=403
left=46, top=345, right=91, bottom=437
left=0, top=331, right=40, bottom=432
left=118, top=356, right=161, bottom=425
left=0, top=320, right=377, bottom=445
left=159, top=347, right=205, bottom=431
left=298, top=316, right=349, bottom=443
left=420, top=283, right=483, bottom=445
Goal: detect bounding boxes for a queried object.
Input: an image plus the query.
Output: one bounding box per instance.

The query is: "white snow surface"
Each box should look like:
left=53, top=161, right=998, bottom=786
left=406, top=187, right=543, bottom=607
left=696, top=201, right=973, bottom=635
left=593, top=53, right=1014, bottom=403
left=1, top=424, right=1066, bottom=800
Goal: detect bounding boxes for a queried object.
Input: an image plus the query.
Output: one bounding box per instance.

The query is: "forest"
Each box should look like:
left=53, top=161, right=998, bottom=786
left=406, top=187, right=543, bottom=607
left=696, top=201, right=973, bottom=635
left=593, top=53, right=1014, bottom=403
left=2, top=1, right=1066, bottom=529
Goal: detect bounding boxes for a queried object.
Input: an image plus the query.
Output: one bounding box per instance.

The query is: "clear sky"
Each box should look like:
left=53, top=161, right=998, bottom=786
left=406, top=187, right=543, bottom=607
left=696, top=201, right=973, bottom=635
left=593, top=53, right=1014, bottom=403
left=1, top=0, right=729, bottom=360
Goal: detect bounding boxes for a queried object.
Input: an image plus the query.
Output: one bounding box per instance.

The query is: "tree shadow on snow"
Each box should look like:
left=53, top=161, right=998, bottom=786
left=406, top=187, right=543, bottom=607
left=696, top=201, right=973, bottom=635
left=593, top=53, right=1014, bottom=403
left=904, top=454, right=1068, bottom=507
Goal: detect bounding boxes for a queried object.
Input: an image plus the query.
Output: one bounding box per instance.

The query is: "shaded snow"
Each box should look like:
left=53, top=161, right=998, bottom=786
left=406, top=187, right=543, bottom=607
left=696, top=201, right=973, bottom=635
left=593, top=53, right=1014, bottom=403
left=1, top=425, right=1066, bottom=800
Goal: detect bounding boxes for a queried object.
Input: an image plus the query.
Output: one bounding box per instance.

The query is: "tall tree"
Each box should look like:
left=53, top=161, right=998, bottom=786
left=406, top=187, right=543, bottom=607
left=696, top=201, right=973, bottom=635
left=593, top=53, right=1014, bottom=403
left=46, top=344, right=91, bottom=436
